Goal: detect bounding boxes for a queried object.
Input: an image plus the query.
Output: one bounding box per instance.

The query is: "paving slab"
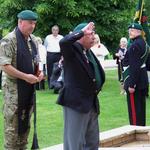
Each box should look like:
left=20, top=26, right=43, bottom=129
left=42, top=145, right=150, bottom=150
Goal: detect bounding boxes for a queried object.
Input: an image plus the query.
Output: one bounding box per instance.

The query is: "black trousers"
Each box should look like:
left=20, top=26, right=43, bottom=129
left=36, top=64, right=46, bottom=90
left=126, top=89, right=147, bottom=126
left=117, top=61, right=123, bottom=82
left=36, top=79, right=45, bottom=90
left=46, top=52, right=61, bottom=89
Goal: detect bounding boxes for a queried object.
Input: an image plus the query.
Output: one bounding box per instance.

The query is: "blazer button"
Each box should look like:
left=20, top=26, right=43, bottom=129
left=93, top=78, right=96, bottom=82
left=95, top=90, right=98, bottom=93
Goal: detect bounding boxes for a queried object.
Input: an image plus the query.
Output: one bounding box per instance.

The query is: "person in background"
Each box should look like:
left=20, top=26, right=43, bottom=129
left=36, top=36, right=47, bottom=90
left=114, top=37, right=127, bottom=94
left=91, top=33, right=109, bottom=67
left=44, top=25, right=63, bottom=89
left=50, top=56, right=64, bottom=94
left=123, top=23, right=149, bottom=126
left=57, top=22, right=105, bottom=150
left=0, top=10, right=43, bottom=149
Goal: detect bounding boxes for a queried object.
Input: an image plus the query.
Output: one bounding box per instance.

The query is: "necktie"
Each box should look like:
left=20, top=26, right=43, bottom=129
left=86, top=50, right=102, bottom=89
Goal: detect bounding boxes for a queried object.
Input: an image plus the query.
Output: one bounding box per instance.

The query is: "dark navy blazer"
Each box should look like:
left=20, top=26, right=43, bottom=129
left=123, top=36, right=148, bottom=90
left=57, top=31, right=105, bottom=114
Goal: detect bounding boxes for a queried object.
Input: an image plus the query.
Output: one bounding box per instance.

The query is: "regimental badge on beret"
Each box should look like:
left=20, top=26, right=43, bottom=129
left=128, top=23, right=143, bottom=31
left=17, top=10, right=38, bottom=20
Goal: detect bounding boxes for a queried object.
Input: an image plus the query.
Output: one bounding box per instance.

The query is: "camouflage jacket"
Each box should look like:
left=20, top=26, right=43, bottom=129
left=0, top=29, right=38, bottom=104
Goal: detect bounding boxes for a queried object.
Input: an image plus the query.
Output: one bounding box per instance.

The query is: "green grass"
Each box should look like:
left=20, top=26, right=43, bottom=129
left=0, top=69, right=150, bottom=149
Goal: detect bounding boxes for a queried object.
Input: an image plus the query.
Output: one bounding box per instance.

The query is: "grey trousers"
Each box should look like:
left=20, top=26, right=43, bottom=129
left=63, top=106, right=99, bottom=150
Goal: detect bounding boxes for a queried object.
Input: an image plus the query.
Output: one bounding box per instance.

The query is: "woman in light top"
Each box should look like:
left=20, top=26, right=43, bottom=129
left=36, top=37, right=47, bottom=90
left=91, top=34, right=109, bottom=64
left=114, top=37, right=128, bottom=94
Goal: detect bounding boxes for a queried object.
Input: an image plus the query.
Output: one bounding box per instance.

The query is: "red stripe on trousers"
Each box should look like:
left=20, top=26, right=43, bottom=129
left=130, top=93, right=136, bottom=125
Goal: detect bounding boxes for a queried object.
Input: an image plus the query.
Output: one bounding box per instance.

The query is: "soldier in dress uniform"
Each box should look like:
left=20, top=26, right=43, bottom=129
left=0, top=10, right=43, bottom=149
left=123, top=22, right=149, bottom=126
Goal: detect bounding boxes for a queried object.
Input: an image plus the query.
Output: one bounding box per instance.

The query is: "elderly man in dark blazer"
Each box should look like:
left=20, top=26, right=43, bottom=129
left=57, top=22, right=105, bottom=150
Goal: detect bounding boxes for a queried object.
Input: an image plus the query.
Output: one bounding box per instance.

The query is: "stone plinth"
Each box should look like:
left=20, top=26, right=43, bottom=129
left=42, top=125, right=150, bottom=150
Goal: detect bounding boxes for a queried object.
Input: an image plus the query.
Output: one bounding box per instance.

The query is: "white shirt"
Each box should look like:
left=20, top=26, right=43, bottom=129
left=44, top=34, right=63, bottom=53
left=38, top=44, right=47, bottom=70
left=38, top=44, right=47, bottom=64
left=91, top=43, right=109, bottom=62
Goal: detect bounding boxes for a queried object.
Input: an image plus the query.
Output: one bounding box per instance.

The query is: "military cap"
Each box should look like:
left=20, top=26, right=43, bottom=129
left=17, top=10, right=38, bottom=20
left=73, top=23, right=88, bottom=32
left=128, top=23, right=143, bottom=31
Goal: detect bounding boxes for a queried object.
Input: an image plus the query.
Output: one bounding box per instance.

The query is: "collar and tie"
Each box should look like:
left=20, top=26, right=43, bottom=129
left=85, top=50, right=102, bottom=89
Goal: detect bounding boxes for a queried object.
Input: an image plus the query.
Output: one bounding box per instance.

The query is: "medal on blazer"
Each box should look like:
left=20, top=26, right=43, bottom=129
left=83, top=50, right=89, bottom=63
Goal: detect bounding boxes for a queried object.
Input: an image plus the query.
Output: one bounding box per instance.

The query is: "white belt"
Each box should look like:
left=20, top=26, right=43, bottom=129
left=123, top=64, right=146, bottom=70
left=141, top=64, right=146, bottom=68
left=123, top=66, right=129, bottom=71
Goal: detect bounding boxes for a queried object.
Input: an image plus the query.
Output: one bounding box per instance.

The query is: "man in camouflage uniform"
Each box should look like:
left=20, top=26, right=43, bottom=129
left=0, top=10, right=43, bottom=149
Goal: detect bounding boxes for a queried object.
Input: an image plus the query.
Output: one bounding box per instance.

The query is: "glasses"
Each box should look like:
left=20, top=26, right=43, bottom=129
left=52, top=29, right=59, bottom=31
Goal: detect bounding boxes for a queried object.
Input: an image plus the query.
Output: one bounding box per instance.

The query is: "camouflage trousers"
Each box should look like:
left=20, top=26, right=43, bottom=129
left=3, top=103, right=33, bottom=150
left=2, top=80, right=33, bottom=150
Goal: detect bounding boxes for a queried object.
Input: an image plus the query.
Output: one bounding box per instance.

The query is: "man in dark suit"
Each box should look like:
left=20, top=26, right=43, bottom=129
left=57, top=22, right=105, bottom=150
left=123, top=23, right=149, bottom=126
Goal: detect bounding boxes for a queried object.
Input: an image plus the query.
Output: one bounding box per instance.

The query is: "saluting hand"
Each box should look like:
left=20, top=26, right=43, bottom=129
left=82, top=22, right=95, bottom=35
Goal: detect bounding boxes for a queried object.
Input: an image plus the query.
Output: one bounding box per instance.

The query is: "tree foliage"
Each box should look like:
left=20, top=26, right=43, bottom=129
left=0, top=0, right=145, bottom=52
left=145, top=0, right=150, bottom=19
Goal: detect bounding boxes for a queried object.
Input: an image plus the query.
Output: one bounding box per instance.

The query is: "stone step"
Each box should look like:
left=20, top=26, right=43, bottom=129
left=42, top=125, right=150, bottom=150
left=42, top=146, right=150, bottom=150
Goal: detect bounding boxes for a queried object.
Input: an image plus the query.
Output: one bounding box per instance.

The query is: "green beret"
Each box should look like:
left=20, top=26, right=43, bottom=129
left=73, top=23, right=88, bottom=32
left=128, top=23, right=143, bottom=31
left=17, top=10, right=38, bottom=20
